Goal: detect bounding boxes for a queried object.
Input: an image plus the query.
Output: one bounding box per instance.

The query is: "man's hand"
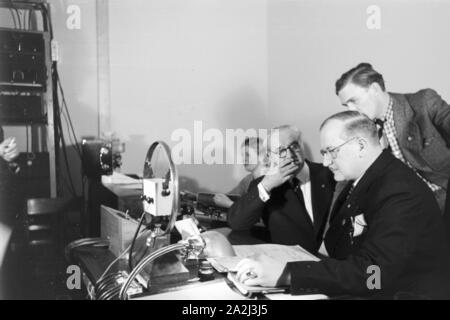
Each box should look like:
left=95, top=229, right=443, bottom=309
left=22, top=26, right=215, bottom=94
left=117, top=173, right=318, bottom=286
left=235, top=254, right=290, bottom=287
left=0, top=137, right=18, bottom=162
left=213, top=193, right=234, bottom=208
left=261, top=158, right=299, bottom=192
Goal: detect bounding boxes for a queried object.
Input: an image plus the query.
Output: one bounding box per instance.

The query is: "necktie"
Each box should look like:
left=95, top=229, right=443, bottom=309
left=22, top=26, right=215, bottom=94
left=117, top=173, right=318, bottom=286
left=374, top=118, right=384, bottom=139
left=291, top=177, right=307, bottom=211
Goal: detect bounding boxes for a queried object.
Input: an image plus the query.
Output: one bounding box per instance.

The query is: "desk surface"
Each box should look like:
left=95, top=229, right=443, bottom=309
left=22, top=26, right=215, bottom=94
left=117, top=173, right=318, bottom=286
left=72, top=239, right=332, bottom=300
left=73, top=245, right=251, bottom=300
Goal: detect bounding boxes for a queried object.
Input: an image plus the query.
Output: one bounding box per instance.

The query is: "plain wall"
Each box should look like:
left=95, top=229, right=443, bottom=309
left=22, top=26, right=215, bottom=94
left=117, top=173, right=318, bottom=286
left=4, top=0, right=450, bottom=195
left=267, top=0, right=450, bottom=161
left=108, top=0, right=269, bottom=192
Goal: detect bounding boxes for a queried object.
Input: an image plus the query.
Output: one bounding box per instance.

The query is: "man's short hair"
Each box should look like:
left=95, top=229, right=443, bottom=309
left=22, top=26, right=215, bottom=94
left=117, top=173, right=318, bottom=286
left=320, top=111, right=379, bottom=144
left=267, top=125, right=304, bottom=150
left=335, top=62, right=385, bottom=95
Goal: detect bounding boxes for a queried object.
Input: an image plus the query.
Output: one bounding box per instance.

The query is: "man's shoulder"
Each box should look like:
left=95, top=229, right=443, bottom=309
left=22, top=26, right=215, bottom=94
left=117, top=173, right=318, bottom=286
left=391, top=88, right=443, bottom=110
left=370, top=155, right=431, bottom=198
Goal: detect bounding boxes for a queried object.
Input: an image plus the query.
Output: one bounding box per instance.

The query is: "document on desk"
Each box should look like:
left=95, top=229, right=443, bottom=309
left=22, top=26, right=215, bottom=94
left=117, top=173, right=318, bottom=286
left=208, top=244, right=319, bottom=273
left=134, top=280, right=247, bottom=300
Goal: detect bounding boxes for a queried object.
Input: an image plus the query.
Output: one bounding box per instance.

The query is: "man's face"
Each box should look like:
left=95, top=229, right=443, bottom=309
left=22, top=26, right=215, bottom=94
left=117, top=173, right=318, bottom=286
left=268, top=130, right=305, bottom=174
left=320, top=121, right=360, bottom=181
left=338, top=83, right=380, bottom=120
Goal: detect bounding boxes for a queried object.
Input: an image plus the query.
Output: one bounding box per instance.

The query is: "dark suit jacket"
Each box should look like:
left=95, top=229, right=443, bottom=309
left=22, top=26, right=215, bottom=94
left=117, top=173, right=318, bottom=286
left=391, top=89, right=450, bottom=190
left=287, top=150, right=450, bottom=299
left=227, top=161, right=335, bottom=254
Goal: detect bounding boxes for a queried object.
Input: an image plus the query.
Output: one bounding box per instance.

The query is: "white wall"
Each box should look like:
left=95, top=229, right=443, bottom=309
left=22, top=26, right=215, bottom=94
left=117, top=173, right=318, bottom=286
left=6, top=0, right=450, bottom=195
left=108, top=0, right=269, bottom=192
left=267, top=0, right=450, bottom=161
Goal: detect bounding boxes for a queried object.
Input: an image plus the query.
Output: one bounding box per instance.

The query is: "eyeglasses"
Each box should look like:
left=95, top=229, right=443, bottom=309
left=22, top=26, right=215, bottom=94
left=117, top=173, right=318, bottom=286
left=270, top=141, right=302, bottom=159
left=320, top=137, right=359, bottom=160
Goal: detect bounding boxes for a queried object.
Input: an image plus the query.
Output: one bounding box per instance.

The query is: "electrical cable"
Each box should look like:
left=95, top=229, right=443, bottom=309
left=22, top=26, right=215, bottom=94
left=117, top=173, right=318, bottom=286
left=9, top=8, right=18, bottom=28
left=128, top=211, right=147, bottom=270
left=97, top=245, right=131, bottom=284
left=64, top=237, right=109, bottom=264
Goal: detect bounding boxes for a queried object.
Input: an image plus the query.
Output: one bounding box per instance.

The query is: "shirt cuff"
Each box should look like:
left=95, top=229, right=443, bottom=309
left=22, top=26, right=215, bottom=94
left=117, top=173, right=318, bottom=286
left=257, top=182, right=271, bottom=202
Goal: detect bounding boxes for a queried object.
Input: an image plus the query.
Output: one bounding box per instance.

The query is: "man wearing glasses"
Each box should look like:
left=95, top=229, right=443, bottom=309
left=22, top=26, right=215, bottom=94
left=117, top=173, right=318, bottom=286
left=235, top=112, right=450, bottom=299
left=227, top=125, right=336, bottom=254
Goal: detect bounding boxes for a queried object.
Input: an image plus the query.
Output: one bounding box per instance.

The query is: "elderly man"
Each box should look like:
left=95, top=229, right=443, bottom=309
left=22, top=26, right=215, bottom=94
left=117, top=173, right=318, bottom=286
left=235, top=112, right=450, bottom=299
left=227, top=125, right=336, bottom=254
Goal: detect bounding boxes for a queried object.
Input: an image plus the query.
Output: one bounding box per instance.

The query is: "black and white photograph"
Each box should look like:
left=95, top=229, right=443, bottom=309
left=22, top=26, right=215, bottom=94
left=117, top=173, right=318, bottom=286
left=0, top=0, right=450, bottom=305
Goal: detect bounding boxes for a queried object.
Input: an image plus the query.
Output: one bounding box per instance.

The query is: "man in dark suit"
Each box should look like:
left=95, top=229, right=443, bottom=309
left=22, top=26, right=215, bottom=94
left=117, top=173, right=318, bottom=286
left=335, top=63, right=450, bottom=216
left=235, top=112, right=450, bottom=299
left=227, top=125, right=336, bottom=254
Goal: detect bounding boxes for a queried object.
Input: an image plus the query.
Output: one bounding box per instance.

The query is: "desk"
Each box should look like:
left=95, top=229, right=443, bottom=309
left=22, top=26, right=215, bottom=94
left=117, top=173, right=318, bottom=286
left=72, top=245, right=249, bottom=300
left=72, top=239, right=332, bottom=300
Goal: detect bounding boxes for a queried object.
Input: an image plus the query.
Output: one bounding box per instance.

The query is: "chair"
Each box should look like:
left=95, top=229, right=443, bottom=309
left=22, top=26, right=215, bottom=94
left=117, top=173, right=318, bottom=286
left=24, top=197, right=81, bottom=252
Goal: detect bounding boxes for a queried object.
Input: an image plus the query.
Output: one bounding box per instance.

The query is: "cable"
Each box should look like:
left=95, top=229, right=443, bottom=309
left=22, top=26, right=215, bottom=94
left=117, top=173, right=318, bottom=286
left=15, top=8, right=22, bottom=29
left=64, top=237, right=109, bottom=264
left=97, top=245, right=131, bottom=284
left=128, top=211, right=147, bottom=270
left=8, top=0, right=21, bottom=29
left=56, top=72, right=82, bottom=158
left=9, top=8, right=18, bottom=28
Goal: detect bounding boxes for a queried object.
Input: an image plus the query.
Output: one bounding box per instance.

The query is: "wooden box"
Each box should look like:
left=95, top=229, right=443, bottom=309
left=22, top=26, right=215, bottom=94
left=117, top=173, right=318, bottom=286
left=100, top=205, right=138, bottom=256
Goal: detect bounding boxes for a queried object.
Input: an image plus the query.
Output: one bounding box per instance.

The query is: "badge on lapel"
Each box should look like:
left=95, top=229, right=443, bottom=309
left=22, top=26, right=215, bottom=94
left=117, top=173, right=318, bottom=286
left=351, top=213, right=367, bottom=237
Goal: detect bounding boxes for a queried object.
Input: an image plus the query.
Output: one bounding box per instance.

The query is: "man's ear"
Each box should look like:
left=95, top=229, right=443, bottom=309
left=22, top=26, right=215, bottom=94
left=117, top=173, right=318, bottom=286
left=358, top=138, right=368, bottom=157
left=369, top=82, right=383, bottom=94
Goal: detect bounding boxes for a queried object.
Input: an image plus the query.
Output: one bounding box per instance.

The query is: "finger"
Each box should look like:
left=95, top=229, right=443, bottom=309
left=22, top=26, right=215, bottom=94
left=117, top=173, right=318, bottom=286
left=236, top=263, right=253, bottom=282
left=3, top=137, right=13, bottom=144
left=282, top=165, right=299, bottom=176
left=279, top=159, right=294, bottom=168
left=236, top=264, right=251, bottom=282
left=242, top=277, right=260, bottom=287
left=235, top=260, right=250, bottom=276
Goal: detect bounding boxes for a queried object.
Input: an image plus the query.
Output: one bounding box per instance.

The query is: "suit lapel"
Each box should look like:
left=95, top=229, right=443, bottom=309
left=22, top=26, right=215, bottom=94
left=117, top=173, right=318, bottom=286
left=308, top=161, right=334, bottom=236
left=328, top=150, right=396, bottom=237
left=390, top=92, right=422, bottom=168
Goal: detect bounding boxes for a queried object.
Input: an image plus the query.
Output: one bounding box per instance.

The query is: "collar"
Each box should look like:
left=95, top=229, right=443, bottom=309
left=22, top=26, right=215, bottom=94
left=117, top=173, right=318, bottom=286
left=350, top=149, right=394, bottom=195
left=380, top=94, right=393, bottom=122
left=296, top=160, right=311, bottom=185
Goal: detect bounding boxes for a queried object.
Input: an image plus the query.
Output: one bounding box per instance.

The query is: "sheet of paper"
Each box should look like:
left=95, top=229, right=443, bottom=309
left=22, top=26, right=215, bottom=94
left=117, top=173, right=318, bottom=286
left=227, top=272, right=286, bottom=297
left=265, top=292, right=328, bottom=300
left=133, top=280, right=248, bottom=300
left=233, top=244, right=320, bottom=262
left=208, top=244, right=319, bottom=273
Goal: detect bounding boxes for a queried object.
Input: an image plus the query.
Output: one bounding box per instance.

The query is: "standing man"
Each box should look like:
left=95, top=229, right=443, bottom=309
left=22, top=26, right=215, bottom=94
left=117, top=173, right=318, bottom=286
left=227, top=125, right=336, bottom=254
left=335, top=63, right=450, bottom=214
left=235, top=112, right=450, bottom=299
